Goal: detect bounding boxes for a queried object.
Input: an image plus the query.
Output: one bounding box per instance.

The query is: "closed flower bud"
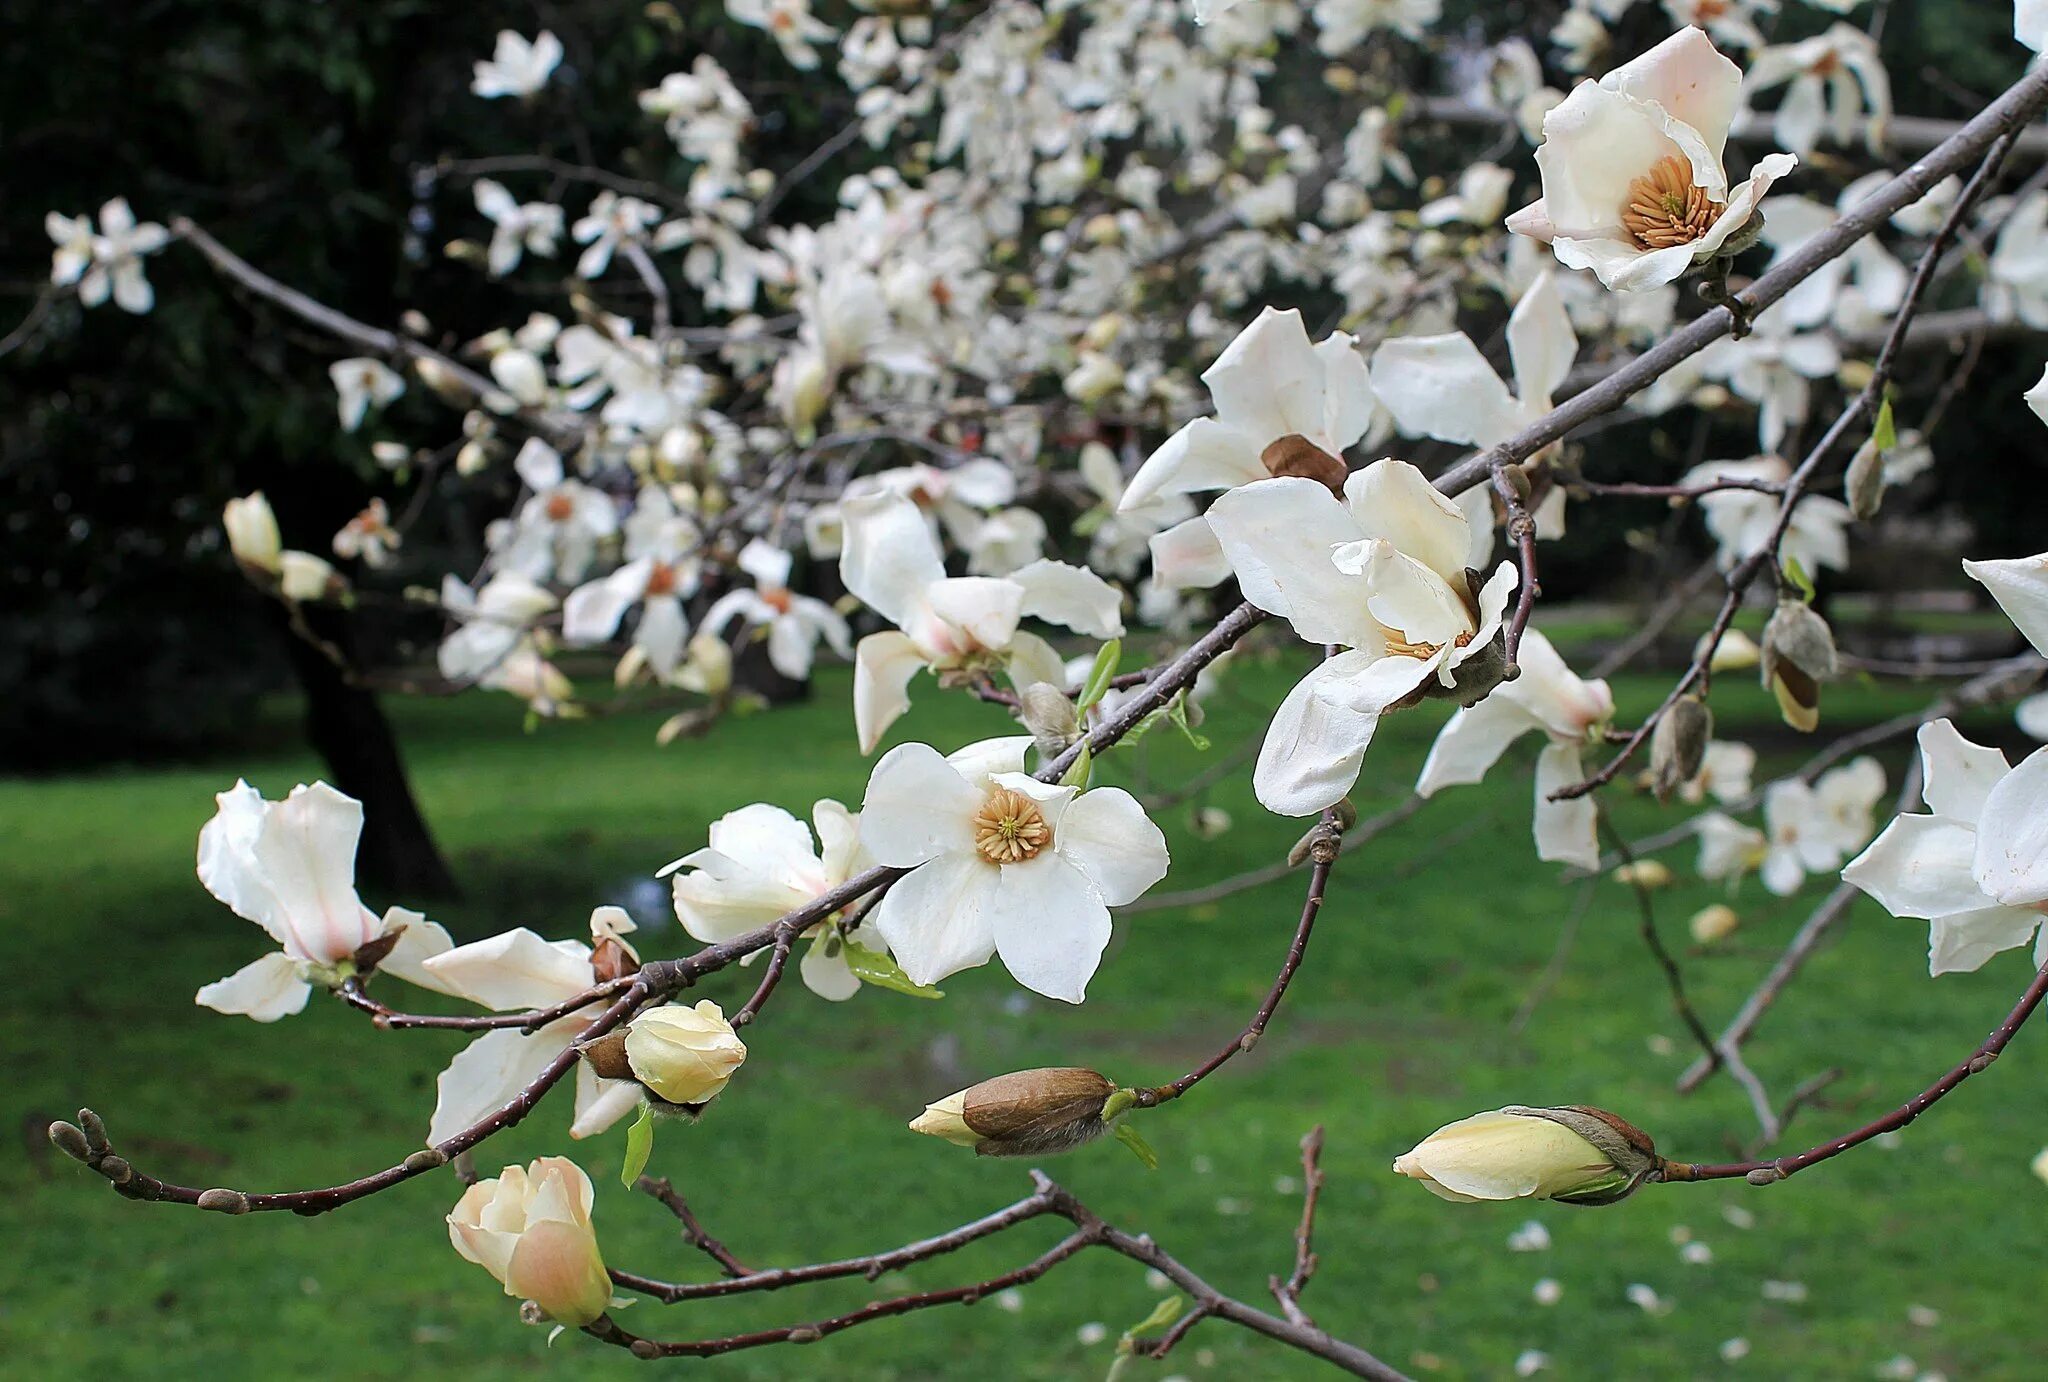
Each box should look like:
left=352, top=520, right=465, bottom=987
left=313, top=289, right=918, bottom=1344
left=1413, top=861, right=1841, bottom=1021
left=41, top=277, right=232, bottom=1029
left=278, top=550, right=342, bottom=603
left=1019, top=682, right=1081, bottom=759
left=909, top=1067, right=1116, bottom=1157
left=1062, top=351, right=1125, bottom=405
left=1650, top=696, right=1713, bottom=802
left=448, top=1156, right=612, bottom=1326
left=1845, top=438, right=1886, bottom=521
left=223, top=493, right=282, bottom=574
left=1394, top=1105, right=1660, bottom=1207
left=619, top=1000, right=747, bottom=1109
left=1689, top=903, right=1740, bottom=945
left=1702, top=628, right=1761, bottom=673
left=1761, top=600, right=1837, bottom=733
left=1612, top=859, right=1675, bottom=889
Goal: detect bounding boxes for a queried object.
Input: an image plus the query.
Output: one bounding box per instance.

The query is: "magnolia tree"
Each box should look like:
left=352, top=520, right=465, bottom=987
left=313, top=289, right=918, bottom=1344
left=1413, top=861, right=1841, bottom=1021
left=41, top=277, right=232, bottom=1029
left=35, top=1, right=2048, bottom=1373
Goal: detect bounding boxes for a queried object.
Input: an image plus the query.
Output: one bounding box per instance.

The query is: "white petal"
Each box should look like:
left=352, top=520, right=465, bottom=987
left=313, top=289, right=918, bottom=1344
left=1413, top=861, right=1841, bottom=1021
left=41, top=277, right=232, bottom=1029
left=989, top=856, right=1112, bottom=1004
left=1206, top=478, right=1380, bottom=648
left=1122, top=417, right=1264, bottom=510
left=853, top=631, right=924, bottom=754
left=1927, top=907, right=2043, bottom=976
left=562, top=559, right=652, bottom=644
left=1370, top=335, right=1522, bottom=449
left=570, top=1070, right=643, bottom=1139
left=421, top=929, right=593, bottom=1010
left=1964, top=551, right=2048, bottom=659
left=1204, top=307, right=1329, bottom=443
left=799, top=933, right=864, bottom=1001
left=766, top=615, right=817, bottom=680
left=1005, top=631, right=1068, bottom=695
left=1252, top=649, right=1399, bottom=816
left=1604, top=26, right=1744, bottom=155
left=1506, top=271, right=1577, bottom=408
left=513, top=437, right=564, bottom=490
left=737, top=538, right=794, bottom=591
left=1842, top=816, right=1990, bottom=920
left=858, top=743, right=980, bottom=866
left=1010, top=560, right=1125, bottom=638
left=840, top=492, right=946, bottom=628
left=250, top=783, right=378, bottom=965
left=1056, top=788, right=1170, bottom=906
left=376, top=907, right=457, bottom=991
left=707, top=803, right=823, bottom=886
left=195, top=952, right=310, bottom=1023
left=1314, top=331, right=1378, bottom=451
left=1349, top=543, right=1469, bottom=648
left=870, top=852, right=1000, bottom=986
left=1341, top=458, right=1476, bottom=590
left=1916, top=719, right=2008, bottom=825
left=1417, top=696, right=1537, bottom=796
left=637, top=595, right=689, bottom=676
left=429, top=1022, right=576, bottom=1144
left=1149, top=516, right=1233, bottom=591
left=924, top=577, right=1025, bottom=651
left=1973, top=747, right=2048, bottom=906
left=1533, top=742, right=1600, bottom=869
left=1536, top=83, right=1687, bottom=242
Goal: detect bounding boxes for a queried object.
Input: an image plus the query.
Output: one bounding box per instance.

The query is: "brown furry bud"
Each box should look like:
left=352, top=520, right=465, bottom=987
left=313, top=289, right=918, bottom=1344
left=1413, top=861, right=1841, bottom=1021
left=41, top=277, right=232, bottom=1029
left=196, top=1188, right=251, bottom=1215
left=909, top=1068, right=1116, bottom=1157
left=48, top=1122, right=92, bottom=1163
left=1019, top=682, right=1081, bottom=759
left=1761, top=600, right=1837, bottom=733
left=1650, top=696, right=1713, bottom=802
left=574, top=1029, right=635, bottom=1082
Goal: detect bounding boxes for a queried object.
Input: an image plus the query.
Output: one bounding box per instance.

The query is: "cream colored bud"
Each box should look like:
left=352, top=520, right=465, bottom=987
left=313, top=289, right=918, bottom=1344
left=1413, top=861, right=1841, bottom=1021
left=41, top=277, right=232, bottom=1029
left=1612, top=859, right=1675, bottom=890
left=1761, top=600, right=1836, bottom=734
left=909, top=1067, right=1116, bottom=1157
left=223, top=493, right=282, bottom=574
left=675, top=633, right=733, bottom=696
left=1845, top=438, right=1886, bottom=521
left=1702, top=628, right=1761, bottom=673
left=278, top=550, right=341, bottom=602
left=412, top=355, right=473, bottom=406
left=623, top=1000, right=746, bottom=1107
left=1689, top=904, right=1740, bottom=945
left=1394, top=1106, right=1657, bottom=1207
left=447, top=1156, right=611, bottom=1326
left=1061, top=351, right=1124, bottom=405
left=775, top=350, right=832, bottom=438
left=1650, top=697, right=1713, bottom=803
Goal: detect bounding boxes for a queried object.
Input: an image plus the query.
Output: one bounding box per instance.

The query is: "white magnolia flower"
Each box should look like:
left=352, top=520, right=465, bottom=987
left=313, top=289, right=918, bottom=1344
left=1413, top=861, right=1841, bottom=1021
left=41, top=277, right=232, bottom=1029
left=46, top=198, right=168, bottom=313
left=472, top=179, right=563, bottom=276
left=571, top=191, right=662, bottom=279
left=331, top=498, right=399, bottom=569
left=1758, top=179, right=1909, bottom=333
left=1987, top=191, right=2048, bottom=330
left=661, top=796, right=878, bottom=1000
left=1843, top=721, right=2048, bottom=974
left=827, top=459, right=1022, bottom=561
left=563, top=553, right=700, bottom=680
left=1681, top=740, right=1757, bottom=805
left=498, top=438, right=620, bottom=584
left=1507, top=27, right=1798, bottom=291
left=194, top=781, right=452, bottom=1021
left=1682, top=457, right=1850, bottom=577
left=1206, top=458, right=1519, bottom=816
left=727, top=0, right=837, bottom=70
left=1742, top=24, right=1890, bottom=157
left=1759, top=757, right=1885, bottom=896
left=471, top=29, right=562, bottom=99
left=701, top=539, right=851, bottom=681
left=1696, top=810, right=1768, bottom=884
left=1417, top=628, right=1613, bottom=869
left=857, top=741, right=1169, bottom=1001
left=1077, top=442, right=1196, bottom=581
left=1418, top=163, right=1515, bottom=228
left=839, top=491, right=1125, bottom=753
left=1697, top=318, right=1842, bottom=451
left=1313, top=0, right=1442, bottom=52
left=419, top=908, right=645, bottom=1142
left=1966, top=546, right=2048, bottom=741
left=329, top=357, right=405, bottom=433
left=437, top=571, right=558, bottom=685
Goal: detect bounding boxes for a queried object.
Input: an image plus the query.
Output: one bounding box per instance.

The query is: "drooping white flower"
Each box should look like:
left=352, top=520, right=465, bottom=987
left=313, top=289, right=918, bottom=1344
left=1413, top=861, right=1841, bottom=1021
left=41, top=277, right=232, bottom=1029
left=194, top=781, right=452, bottom=1021
left=437, top=570, right=558, bottom=686
left=1682, top=457, right=1850, bottom=577
left=563, top=553, right=699, bottom=680
left=471, top=180, right=563, bottom=276
left=420, top=908, right=645, bottom=1142
left=701, top=539, right=851, bottom=681
left=1759, top=757, right=1885, bottom=896
left=1077, top=441, right=1196, bottom=581
left=1507, top=27, right=1798, bottom=292
left=661, top=796, right=879, bottom=1000
left=471, top=30, right=562, bottom=100
left=1695, top=810, right=1768, bottom=884
left=857, top=741, right=1169, bottom=1002
left=1417, top=628, right=1613, bottom=869
left=1206, top=459, right=1518, bottom=816
left=1742, top=24, right=1890, bottom=158
left=46, top=199, right=168, bottom=313
left=328, top=357, right=405, bottom=433
left=1843, top=720, right=2048, bottom=974
left=726, top=0, right=838, bottom=71
left=839, top=491, right=1125, bottom=753
left=1680, top=740, right=1757, bottom=806
left=1313, top=0, right=1442, bottom=53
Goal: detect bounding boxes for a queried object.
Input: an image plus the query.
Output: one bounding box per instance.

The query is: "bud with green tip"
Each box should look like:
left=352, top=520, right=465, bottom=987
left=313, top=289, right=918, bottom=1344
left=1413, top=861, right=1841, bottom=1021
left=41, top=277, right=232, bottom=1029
left=909, top=1067, right=1117, bottom=1157
left=1394, top=1105, right=1661, bottom=1206
left=1761, top=599, right=1836, bottom=733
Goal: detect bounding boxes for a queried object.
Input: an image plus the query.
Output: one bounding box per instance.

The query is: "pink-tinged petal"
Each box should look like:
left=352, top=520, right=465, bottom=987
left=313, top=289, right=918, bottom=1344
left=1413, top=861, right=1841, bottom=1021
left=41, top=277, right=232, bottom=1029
left=1009, top=559, right=1125, bottom=638
left=840, top=492, right=946, bottom=627
left=1149, top=515, right=1233, bottom=591
left=428, top=1021, right=577, bottom=1144
left=421, top=929, right=594, bottom=1011
left=853, top=630, right=924, bottom=754
left=1253, top=650, right=1407, bottom=816
left=1915, top=719, right=2008, bottom=825
left=1533, top=742, right=1600, bottom=869
left=1314, top=331, right=1378, bottom=451
left=858, top=743, right=981, bottom=866
left=503, top=1217, right=610, bottom=1325
left=1602, top=26, right=1744, bottom=156
left=1206, top=478, right=1379, bottom=648
left=1506, top=271, right=1578, bottom=408
left=1505, top=198, right=1556, bottom=242
left=1341, top=458, right=1476, bottom=590
left=870, top=852, right=1000, bottom=986
left=250, top=782, right=378, bottom=965
left=1843, top=816, right=1989, bottom=920
left=989, top=855, right=1112, bottom=1003
left=1972, top=747, right=2048, bottom=906
left=1055, top=787, right=1170, bottom=906
left=1203, top=307, right=1329, bottom=443
left=1927, top=907, right=2043, bottom=976
left=1417, top=695, right=1538, bottom=797
left=1370, top=334, right=1522, bottom=449
left=1964, top=551, right=2048, bottom=659
left=1122, top=416, right=1265, bottom=510
left=195, top=952, right=310, bottom=1022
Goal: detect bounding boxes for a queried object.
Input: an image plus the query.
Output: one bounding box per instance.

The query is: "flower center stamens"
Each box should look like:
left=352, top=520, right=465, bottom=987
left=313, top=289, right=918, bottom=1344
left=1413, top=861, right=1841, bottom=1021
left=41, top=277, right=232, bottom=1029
left=973, top=787, right=1051, bottom=864
left=1620, top=156, right=1725, bottom=250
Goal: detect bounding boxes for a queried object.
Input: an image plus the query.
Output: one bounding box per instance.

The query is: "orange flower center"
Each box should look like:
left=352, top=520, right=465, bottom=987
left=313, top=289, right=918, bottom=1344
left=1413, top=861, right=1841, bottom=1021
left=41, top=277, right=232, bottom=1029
left=1620, top=156, right=1726, bottom=251
left=645, top=562, right=678, bottom=597
left=545, top=492, right=576, bottom=521
left=973, top=787, right=1051, bottom=864
left=761, top=587, right=793, bottom=615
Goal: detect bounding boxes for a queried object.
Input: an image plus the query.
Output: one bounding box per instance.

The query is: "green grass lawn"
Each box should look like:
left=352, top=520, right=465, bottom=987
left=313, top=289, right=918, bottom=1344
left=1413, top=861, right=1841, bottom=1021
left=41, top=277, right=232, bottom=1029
left=5, top=626, right=2044, bottom=1380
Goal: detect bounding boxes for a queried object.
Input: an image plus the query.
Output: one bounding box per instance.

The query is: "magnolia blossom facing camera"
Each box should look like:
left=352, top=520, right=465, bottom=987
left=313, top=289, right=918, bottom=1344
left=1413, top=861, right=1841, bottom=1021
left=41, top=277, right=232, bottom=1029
left=447, top=1156, right=610, bottom=1326
left=1507, top=27, right=1797, bottom=291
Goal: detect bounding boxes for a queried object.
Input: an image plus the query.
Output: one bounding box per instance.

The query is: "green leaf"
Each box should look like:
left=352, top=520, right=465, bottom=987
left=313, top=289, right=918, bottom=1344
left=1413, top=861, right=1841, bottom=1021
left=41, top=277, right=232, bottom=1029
left=1072, top=508, right=1107, bottom=539
left=621, top=1104, right=655, bottom=1188
left=1166, top=693, right=1210, bottom=751
left=1125, top=1294, right=1185, bottom=1340
left=1060, top=741, right=1094, bottom=789
left=842, top=940, right=944, bottom=999
left=1113, top=1122, right=1158, bottom=1171
left=1782, top=556, right=1816, bottom=604
left=1077, top=639, right=1122, bottom=711
left=1871, top=395, right=1897, bottom=454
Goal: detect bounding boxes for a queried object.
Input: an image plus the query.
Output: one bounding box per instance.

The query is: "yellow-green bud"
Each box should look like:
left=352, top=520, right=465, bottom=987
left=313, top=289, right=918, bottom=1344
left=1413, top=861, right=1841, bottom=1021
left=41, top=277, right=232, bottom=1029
left=1613, top=859, right=1675, bottom=890
left=581, top=1000, right=747, bottom=1111
left=1394, top=1105, right=1660, bottom=1206
left=909, top=1068, right=1117, bottom=1157
left=1689, top=904, right=1741, bottom=945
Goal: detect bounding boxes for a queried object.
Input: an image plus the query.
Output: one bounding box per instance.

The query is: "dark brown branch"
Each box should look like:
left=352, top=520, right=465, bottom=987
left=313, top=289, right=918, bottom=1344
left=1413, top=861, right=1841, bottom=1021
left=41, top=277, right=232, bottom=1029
left=634, top=1175, right=753, bottom=1278
left=1600, top=812, right=1721, bottom=1074
left=1269, top=1125, right=1326, bottom=1329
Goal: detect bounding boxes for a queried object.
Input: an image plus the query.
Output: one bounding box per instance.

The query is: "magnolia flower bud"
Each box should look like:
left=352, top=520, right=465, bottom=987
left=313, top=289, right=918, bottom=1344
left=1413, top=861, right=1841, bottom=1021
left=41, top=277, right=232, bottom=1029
left=1702, top=628, right=1761, bottom=673
left=775, top=350, right=832, bottom=438
left=1394, top=1105, right=1660, bottom=1206
left=1062, top=351, right=1125, bottom=405
left=1612, top=859, right=1675, bottom=889
left=1649, top=696, right=1712, bottom=803
left=448, top=1156, right=612, bottom=1326
left=223, top=493, right=282, bottom=574
left=1845, top=438, right=1887, bottom=521
left=909, top=1067, right=1116, bottom=1157
left=278, top=550, right=343, bottom=603
left=1019, top=682, right=1081, bottom=759
left=605, top=1000, right=747, bottom=1109
left=413, top=356, right=474, bottom=407
left=1761, top=600, right=1837, bottom=733
left=1689, top=903, right=1740, bottom=945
